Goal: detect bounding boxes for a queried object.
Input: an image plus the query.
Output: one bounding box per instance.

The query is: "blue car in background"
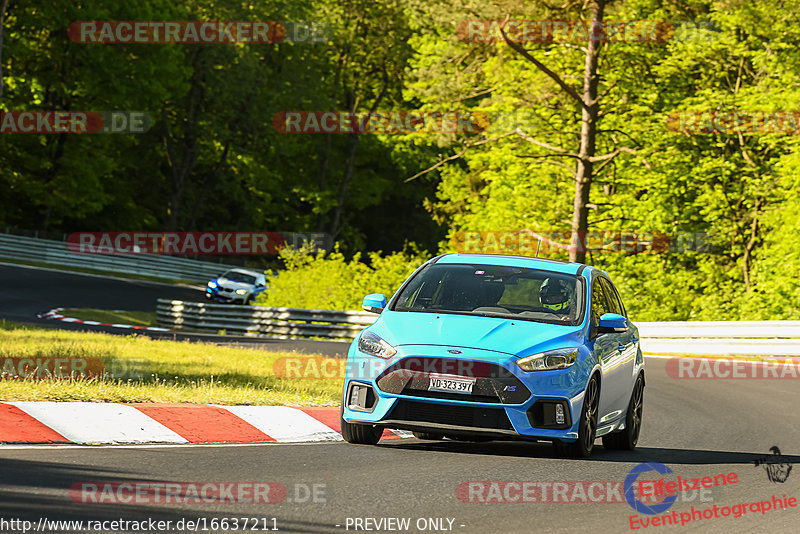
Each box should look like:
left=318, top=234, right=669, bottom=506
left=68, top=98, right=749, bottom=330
left=205, top=268, right=267, bottom=304
left=340, top=253, right=644, bottom=457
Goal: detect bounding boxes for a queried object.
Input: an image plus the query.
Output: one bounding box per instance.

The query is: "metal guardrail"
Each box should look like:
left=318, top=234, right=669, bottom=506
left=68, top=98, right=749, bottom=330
left=157, top=300, right=376, bottom=340
left=156, top=300, right=800, bottom=354
left=0, top=233, right=241, bottom=283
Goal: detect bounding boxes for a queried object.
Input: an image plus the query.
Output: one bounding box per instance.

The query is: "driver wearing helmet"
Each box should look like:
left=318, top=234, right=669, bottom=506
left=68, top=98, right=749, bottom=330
left=540, top=278, right=571, bottom=315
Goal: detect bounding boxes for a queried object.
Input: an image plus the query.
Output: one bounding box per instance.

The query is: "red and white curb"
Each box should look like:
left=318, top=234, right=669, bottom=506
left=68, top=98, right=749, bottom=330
left=37, top=308, right=171, bottom=332
left=0, top=402, right=412, bottom=445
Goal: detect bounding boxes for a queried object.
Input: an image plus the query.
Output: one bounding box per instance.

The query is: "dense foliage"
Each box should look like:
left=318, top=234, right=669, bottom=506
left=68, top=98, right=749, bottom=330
left=2, top=0, right=799, bottom=320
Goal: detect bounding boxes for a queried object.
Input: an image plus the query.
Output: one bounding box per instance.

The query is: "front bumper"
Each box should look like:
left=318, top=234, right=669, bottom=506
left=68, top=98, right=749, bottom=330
left=205, top=287, right=247, bottom=303
left=342, top=344, right=597, bottom=442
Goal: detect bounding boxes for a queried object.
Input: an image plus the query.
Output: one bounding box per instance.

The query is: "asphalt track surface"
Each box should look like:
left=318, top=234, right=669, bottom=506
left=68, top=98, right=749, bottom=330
left=1, top=365, right=799, bottom=532
left=2, top=264, right=800, bottom=532
left=0, top=263, right=350, bottom=356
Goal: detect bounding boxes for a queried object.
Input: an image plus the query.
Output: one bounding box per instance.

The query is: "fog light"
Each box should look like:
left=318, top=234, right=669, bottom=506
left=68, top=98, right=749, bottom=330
left=555, top=404, right=565, bottom=425
left=349, top=385, right=362, bottom=406
left=347, top=383, right=377, bottom=412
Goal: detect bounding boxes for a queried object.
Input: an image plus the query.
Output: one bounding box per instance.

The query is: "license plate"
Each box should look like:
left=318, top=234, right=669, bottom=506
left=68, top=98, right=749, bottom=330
left=428, top=374, right=475, bottom=394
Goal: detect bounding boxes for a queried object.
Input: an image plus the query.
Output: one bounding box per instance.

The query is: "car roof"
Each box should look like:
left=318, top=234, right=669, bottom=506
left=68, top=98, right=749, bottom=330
left=434, top=253, right=591, bottom=276
left=223, top=268, right=264, bottom=277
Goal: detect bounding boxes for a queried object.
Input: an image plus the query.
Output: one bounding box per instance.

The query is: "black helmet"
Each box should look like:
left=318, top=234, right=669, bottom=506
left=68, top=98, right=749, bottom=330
left=540, top=278, right=570, bottom=312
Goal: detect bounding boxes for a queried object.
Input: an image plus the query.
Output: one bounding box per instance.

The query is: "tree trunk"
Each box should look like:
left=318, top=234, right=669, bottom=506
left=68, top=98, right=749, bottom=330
left=317, top=132, right=332, bottom=233
left=328, top=131, right=360, bottom=238
left=162, top=55, right=203, bottom=232
left=742, top=198, right=762, bottom=292
left=570, top=0, right=604, bottom=263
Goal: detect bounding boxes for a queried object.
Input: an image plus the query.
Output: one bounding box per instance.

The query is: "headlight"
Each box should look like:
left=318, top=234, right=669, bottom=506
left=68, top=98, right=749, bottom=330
left=517, top=348, right=578, bottom=372
left=358, top=331, right=397, bottom=359
left=235, top=289, right=247, bottom=295
left=208, top=281, right=217, bottom=288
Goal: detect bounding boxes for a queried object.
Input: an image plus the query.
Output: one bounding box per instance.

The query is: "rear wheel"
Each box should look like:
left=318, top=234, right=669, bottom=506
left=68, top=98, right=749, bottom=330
left=340, top=406, right=383, bottom=445
left=412, top=431, right=443, bottom=440
left=555, top=375, right=599, bottom=458
left=603, top=374, right=644, bottom=450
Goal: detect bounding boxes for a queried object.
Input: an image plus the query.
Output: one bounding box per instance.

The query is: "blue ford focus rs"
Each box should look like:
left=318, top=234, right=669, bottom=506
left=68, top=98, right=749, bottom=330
left=340, top=253, right=644, bottom=457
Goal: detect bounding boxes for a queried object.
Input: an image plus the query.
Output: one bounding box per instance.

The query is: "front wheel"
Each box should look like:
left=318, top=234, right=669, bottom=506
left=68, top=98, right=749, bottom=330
left=340, top=406, right=383, bottom=445
left=555, top=375, right=599, bottom=458
left=602, top=374, right=644, bottom=450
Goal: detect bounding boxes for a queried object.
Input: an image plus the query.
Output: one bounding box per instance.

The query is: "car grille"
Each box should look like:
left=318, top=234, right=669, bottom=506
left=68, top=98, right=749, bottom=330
left=375, top=357, right=530, bottom=404
left=388, top=400, right=514, bottom=431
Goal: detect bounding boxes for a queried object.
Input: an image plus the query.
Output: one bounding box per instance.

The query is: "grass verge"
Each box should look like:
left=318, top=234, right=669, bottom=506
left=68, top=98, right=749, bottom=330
left=0, top=321, right=341, bottom=405
left=60, top=308, right=158, bottom=327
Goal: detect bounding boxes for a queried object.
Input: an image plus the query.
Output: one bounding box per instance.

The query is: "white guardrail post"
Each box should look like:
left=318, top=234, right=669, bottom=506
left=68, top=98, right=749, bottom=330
left=157, top=299, right=800, bottom=353
left=0, top=233, right=241, bottom=283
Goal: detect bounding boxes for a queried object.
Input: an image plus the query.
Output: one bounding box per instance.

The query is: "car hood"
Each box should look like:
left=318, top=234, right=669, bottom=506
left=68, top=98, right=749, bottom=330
left=217, top=278, right=253, bottom=290
left=370, top=310, right=585, bottom=357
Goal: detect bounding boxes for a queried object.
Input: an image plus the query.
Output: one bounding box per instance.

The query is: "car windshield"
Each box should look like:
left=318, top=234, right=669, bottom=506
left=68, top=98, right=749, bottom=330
left=392, top=263, right=585, bottom=326
left=222, top=271, right=256, bottom=284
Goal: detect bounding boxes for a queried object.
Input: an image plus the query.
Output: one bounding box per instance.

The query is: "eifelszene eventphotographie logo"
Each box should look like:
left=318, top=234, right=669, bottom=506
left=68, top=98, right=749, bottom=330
left=754, top=446, right=792, bottom=484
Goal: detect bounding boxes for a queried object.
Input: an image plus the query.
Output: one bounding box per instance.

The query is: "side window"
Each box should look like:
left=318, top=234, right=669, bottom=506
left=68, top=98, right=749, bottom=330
left=591, top=280, right=610, bottom=325
left=599, top=278, right=626, bottom=318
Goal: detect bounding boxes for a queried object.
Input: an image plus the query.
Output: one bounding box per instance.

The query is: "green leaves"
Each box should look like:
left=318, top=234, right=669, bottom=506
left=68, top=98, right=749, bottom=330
left=2, top=0, right=799, bottom=320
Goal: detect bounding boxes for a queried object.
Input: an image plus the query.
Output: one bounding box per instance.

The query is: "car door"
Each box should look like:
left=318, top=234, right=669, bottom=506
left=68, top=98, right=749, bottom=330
left=600, top=277, right=637, bottom=387
left=590, top=277, right=627, bottom=422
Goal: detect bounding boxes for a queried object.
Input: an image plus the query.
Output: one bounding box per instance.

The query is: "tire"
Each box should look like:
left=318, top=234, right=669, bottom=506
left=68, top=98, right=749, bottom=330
left=412, top=431, right=443, bottom=440
left=340, top=405, right=383, bottom=445
left=603, top=374, right=644, bottom=451
left=555, top=375, right=600, bottom=458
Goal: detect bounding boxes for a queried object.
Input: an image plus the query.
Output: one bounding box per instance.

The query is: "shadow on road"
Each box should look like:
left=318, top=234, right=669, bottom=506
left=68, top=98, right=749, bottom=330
left=378, top=439, right=800, bottom=466
left=0, top=457, right=341, bottom=533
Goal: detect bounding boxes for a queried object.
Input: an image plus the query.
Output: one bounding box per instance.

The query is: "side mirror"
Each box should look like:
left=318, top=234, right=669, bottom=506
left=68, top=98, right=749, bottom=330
left=256, top=283, right=266, bottom=289
left=597, top=312, right=627, bottom=334
left=362, top=293, right=387, bottom=314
